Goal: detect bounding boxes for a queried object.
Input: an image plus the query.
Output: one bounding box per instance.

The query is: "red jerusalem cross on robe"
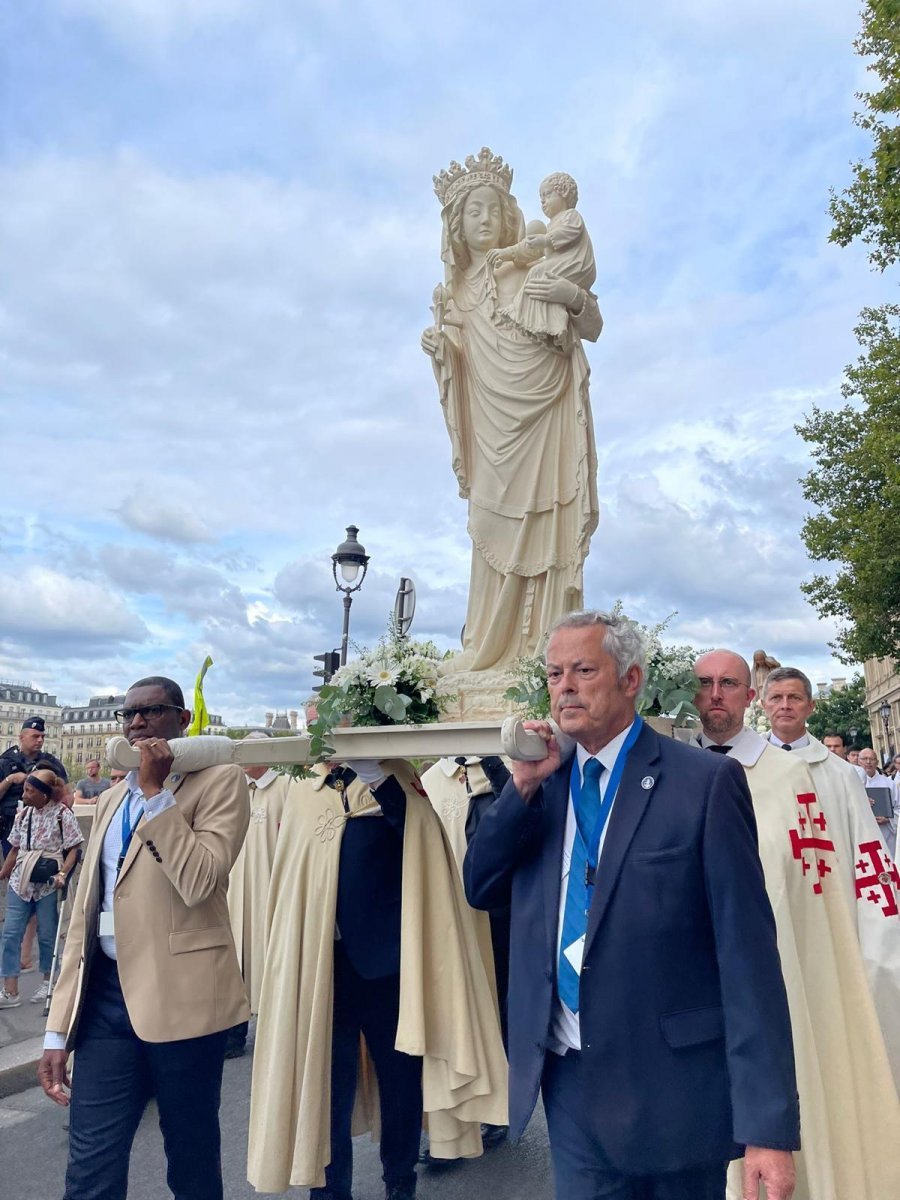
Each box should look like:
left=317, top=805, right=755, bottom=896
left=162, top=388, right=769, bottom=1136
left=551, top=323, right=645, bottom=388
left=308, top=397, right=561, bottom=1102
left=855, top=840, right=900, bottom=918
left=789, top=792, right=836, bottom=895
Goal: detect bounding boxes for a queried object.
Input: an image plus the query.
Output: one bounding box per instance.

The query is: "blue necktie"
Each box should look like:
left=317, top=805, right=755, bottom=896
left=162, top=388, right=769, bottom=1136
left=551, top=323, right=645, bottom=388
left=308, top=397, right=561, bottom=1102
left=558, top=757, right=604, bottom=1013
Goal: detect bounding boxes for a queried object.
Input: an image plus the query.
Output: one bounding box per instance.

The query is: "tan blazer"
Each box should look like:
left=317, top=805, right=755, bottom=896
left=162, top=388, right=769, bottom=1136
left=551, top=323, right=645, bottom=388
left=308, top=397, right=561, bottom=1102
left=48, top=764, right=251, bottom=1047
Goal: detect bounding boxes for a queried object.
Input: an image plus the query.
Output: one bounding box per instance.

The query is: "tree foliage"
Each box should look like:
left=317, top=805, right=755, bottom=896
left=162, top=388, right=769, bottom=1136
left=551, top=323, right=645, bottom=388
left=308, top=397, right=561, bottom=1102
left=829, top=0, right=900, bottom=270
left=807, top=674, right=872, bottom=745
left=799, top=1, right=900, bottom=662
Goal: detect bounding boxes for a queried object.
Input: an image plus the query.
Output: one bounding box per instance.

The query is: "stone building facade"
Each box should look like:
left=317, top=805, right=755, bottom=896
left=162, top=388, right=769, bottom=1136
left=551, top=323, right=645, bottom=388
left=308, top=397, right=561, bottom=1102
left=0, top=681, right=63, bottom=757
left=863, top=657, right=900, bottom=766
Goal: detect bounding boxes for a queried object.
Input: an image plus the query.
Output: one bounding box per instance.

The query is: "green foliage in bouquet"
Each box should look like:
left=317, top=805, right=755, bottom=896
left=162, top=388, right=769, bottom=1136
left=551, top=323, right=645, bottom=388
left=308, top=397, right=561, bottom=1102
left=639, top=612, right=703, bottom=725
left=504, top=607, right=704, bottom=727
left=306, top=617, right=453, bottom=761
left=504, top=656, right=552, bottom=719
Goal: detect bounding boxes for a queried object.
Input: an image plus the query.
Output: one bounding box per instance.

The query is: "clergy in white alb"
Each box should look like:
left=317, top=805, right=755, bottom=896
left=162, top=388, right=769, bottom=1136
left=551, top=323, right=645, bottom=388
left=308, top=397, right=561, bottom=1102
left=857, top=747, right=900, bottom=853
left=762, top=667, right=900, bottom=1093
left=226, top=757, right=289, bottom=1014
left=420, top=756, right=510, bottom=1021
left=694, top=651, right=900, bottom=1200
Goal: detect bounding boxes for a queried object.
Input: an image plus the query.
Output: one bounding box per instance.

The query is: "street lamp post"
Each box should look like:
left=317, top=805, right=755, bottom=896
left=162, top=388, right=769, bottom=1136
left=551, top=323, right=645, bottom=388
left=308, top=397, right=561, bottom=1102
left=879, top=700, right=892, bottom=764
left=332, top=525, right=370, bottom=666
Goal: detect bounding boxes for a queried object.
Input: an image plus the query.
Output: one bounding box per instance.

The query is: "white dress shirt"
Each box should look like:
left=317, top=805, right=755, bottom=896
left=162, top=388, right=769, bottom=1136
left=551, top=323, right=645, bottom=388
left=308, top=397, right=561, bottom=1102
left=549, top=720, right=635, bottom=1054
left=768, top=732, right=811, bottom=750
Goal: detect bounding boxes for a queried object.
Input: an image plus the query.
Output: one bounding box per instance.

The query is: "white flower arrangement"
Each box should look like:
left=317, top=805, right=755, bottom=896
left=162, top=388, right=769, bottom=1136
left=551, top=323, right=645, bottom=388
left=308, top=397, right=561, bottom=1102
left=307, top=618, right=452, bottom=759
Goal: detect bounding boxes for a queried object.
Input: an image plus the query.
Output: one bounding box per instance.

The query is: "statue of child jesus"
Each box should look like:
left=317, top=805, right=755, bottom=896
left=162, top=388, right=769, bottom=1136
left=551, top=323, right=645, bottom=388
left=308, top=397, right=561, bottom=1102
left=488, top=171, right=595, bottom=347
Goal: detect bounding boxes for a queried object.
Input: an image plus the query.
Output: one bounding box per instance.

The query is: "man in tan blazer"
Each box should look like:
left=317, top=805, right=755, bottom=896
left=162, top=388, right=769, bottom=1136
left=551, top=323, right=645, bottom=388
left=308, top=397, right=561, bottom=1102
left=38, top=676, right=250, bottom=1200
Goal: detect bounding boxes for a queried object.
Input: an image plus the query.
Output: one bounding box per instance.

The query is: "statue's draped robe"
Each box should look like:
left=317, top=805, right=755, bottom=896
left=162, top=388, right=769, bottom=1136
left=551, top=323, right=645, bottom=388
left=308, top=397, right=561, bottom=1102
left=437, top=260, right=600, bottom=670
left=247, top=762, right=508, bottom=1192
left=226, top=768, right=288, bottom=1013
left=716, top=733, right=900, bottom=1200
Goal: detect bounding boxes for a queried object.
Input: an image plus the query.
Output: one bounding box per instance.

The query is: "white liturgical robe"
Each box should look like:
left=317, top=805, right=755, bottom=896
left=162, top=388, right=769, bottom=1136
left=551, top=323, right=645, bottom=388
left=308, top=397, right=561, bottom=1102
left=790, top=735, right=900, bottom=1091
left=227, top=768, right=288, bottom=1012
left=699, top=729, right=900, bottom=1200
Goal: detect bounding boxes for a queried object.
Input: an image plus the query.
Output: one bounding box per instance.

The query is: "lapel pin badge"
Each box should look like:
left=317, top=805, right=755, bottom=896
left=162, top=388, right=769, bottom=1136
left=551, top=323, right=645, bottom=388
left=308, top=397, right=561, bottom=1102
left=641, top=776, right=655, bottom=790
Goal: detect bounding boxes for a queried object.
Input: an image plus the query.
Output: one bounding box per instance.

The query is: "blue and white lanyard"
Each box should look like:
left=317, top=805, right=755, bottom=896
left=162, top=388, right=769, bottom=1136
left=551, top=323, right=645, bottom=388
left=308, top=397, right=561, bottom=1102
left=569, top=717, right=643, bottom=910
left=117, top=789, right=143, bottom=875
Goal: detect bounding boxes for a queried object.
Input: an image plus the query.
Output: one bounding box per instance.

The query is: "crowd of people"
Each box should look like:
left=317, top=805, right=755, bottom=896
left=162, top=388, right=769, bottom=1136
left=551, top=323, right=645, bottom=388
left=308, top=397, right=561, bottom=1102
left=1, top=626, right=898, bottom=1200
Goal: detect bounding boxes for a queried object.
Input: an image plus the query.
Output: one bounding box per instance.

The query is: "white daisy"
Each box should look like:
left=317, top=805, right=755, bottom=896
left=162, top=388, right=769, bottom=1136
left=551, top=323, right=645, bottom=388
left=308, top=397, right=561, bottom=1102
left=366, top=662, right=399, bottom=687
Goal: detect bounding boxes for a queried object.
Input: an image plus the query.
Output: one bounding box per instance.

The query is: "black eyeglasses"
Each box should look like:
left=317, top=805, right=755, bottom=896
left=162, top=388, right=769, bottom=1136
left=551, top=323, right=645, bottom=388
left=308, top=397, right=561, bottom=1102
left=114, top=704, right=184, bottom=724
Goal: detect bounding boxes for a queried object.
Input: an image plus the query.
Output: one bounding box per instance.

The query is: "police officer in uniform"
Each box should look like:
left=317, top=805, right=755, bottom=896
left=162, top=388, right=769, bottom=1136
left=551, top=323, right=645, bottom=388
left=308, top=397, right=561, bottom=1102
left=0, top=718, right=67, bottom=855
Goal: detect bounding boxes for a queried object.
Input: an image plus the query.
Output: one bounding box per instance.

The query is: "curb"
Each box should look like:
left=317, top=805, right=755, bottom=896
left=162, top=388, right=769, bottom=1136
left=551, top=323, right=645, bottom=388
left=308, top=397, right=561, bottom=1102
left=0, top=1035, right=43, bottom=1099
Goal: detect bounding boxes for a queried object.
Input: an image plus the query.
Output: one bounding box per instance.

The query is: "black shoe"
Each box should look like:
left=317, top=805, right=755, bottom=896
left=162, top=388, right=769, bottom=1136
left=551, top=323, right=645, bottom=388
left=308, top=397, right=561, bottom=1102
left=385, top=1182, right=416, bottom=1200
left=417, top=1134, right=457, bottom=1169
left=224, top=1041, right=246, bottom=1059
left=309, top=1190, right=351, bottom=1200
left=480, top=1122, right=509, bottom=1149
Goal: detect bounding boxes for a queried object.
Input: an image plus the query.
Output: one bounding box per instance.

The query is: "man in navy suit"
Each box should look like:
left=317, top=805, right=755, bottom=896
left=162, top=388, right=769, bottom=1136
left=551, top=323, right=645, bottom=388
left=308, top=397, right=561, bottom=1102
left=464, top=611, right=799, bottom=1200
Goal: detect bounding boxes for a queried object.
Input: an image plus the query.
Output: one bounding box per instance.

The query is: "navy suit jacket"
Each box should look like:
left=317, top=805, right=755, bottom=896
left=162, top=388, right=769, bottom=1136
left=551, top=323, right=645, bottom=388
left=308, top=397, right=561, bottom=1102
left=464, top=722, right=800, bottom=1174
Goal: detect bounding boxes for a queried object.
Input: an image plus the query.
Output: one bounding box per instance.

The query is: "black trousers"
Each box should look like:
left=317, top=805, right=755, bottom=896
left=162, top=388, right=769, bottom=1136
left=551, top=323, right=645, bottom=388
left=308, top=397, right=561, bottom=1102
left=322, top=943, right=422, bottom=1200
left=541, top=1050, right=727, bottom=1200
left=64, top=952, right=227, bottom=1200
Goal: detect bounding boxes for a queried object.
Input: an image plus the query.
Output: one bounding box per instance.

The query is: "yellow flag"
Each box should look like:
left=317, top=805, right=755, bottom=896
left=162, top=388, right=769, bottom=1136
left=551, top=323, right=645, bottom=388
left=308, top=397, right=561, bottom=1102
left=187, top=655, right=213, bottom=737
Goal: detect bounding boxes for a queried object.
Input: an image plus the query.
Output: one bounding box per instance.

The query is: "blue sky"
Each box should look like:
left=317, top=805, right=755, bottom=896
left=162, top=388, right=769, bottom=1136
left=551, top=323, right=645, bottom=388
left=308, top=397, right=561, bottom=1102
left=0, top=1, right=888, bottom=721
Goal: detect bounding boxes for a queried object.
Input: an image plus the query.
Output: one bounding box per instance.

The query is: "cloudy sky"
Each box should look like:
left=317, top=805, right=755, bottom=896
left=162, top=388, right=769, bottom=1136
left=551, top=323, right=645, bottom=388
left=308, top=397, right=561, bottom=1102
left=0, top=1, right=886, bottom=722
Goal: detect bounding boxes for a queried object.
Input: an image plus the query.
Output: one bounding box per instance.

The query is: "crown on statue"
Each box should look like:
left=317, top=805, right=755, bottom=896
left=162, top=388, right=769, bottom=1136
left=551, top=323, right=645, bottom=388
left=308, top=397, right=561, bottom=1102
left=433, top=147, right=514, bottom=207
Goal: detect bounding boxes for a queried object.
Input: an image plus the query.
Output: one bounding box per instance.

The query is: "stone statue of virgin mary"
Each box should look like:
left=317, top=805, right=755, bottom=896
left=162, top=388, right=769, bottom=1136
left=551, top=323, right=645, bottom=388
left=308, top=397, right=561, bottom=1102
left=422, top=149, right=602, bottom=674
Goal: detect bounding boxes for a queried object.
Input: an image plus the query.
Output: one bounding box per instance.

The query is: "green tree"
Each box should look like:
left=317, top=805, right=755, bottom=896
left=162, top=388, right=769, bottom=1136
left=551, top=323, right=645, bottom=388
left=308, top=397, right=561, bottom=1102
left=799, top=1, right=900, bottom=663
left=807, top=674, right=871, bottom=745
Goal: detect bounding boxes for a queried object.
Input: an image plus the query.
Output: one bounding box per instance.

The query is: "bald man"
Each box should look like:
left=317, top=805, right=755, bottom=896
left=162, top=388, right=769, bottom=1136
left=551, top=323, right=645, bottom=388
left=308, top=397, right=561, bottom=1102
left=693, top=651, right=900, bottom=1200
left=857, top=748, right=900, bottom=852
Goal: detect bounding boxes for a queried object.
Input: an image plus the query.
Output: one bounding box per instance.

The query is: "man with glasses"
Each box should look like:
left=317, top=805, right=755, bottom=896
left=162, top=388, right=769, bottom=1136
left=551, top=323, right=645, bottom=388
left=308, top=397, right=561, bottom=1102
left=37, top=676, right=250, bottom=1200
left=693, top=651, right=900, bottom=1200
left=857, top=748, right=900, bottom=853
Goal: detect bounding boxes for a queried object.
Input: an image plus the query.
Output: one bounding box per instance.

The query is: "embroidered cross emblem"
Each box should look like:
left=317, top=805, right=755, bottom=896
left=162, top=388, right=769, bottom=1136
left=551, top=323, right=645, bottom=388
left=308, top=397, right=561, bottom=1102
left=441, top=783, right=466, bottom=823
left=789, top=793, right=836, bottom=895
left=854, top=840, right=899, bottom=917
left=315, top=811, right=345, bottom=843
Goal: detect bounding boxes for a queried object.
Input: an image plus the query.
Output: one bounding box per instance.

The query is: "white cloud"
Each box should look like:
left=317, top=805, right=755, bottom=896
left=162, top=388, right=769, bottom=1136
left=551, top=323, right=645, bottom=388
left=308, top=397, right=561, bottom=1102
left=0, top=567, right=148, bottom=653
left=117, top=494, right=214, bottom=544
left=0, top=1, right=877, bottom=713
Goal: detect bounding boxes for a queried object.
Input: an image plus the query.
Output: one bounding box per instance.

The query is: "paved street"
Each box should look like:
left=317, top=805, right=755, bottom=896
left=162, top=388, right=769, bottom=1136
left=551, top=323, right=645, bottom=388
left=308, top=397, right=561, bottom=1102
left=0, top=1043, right=553, bottom=1200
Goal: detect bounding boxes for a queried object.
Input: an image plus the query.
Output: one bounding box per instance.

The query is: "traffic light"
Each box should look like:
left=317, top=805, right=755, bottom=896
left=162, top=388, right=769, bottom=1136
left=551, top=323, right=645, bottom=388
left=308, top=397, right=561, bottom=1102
left=312, top=649, right=341, bottom=691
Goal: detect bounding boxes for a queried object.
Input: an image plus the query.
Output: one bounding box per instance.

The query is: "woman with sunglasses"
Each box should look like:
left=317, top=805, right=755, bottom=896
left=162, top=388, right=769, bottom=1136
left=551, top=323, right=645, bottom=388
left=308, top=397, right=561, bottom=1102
left=0, top=769, right=83, bottom=1008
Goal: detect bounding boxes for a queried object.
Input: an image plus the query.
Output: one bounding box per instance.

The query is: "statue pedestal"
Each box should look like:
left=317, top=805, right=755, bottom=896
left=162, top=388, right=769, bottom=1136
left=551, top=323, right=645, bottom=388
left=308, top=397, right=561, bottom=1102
left=436, top=669, right=517, bottom=723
